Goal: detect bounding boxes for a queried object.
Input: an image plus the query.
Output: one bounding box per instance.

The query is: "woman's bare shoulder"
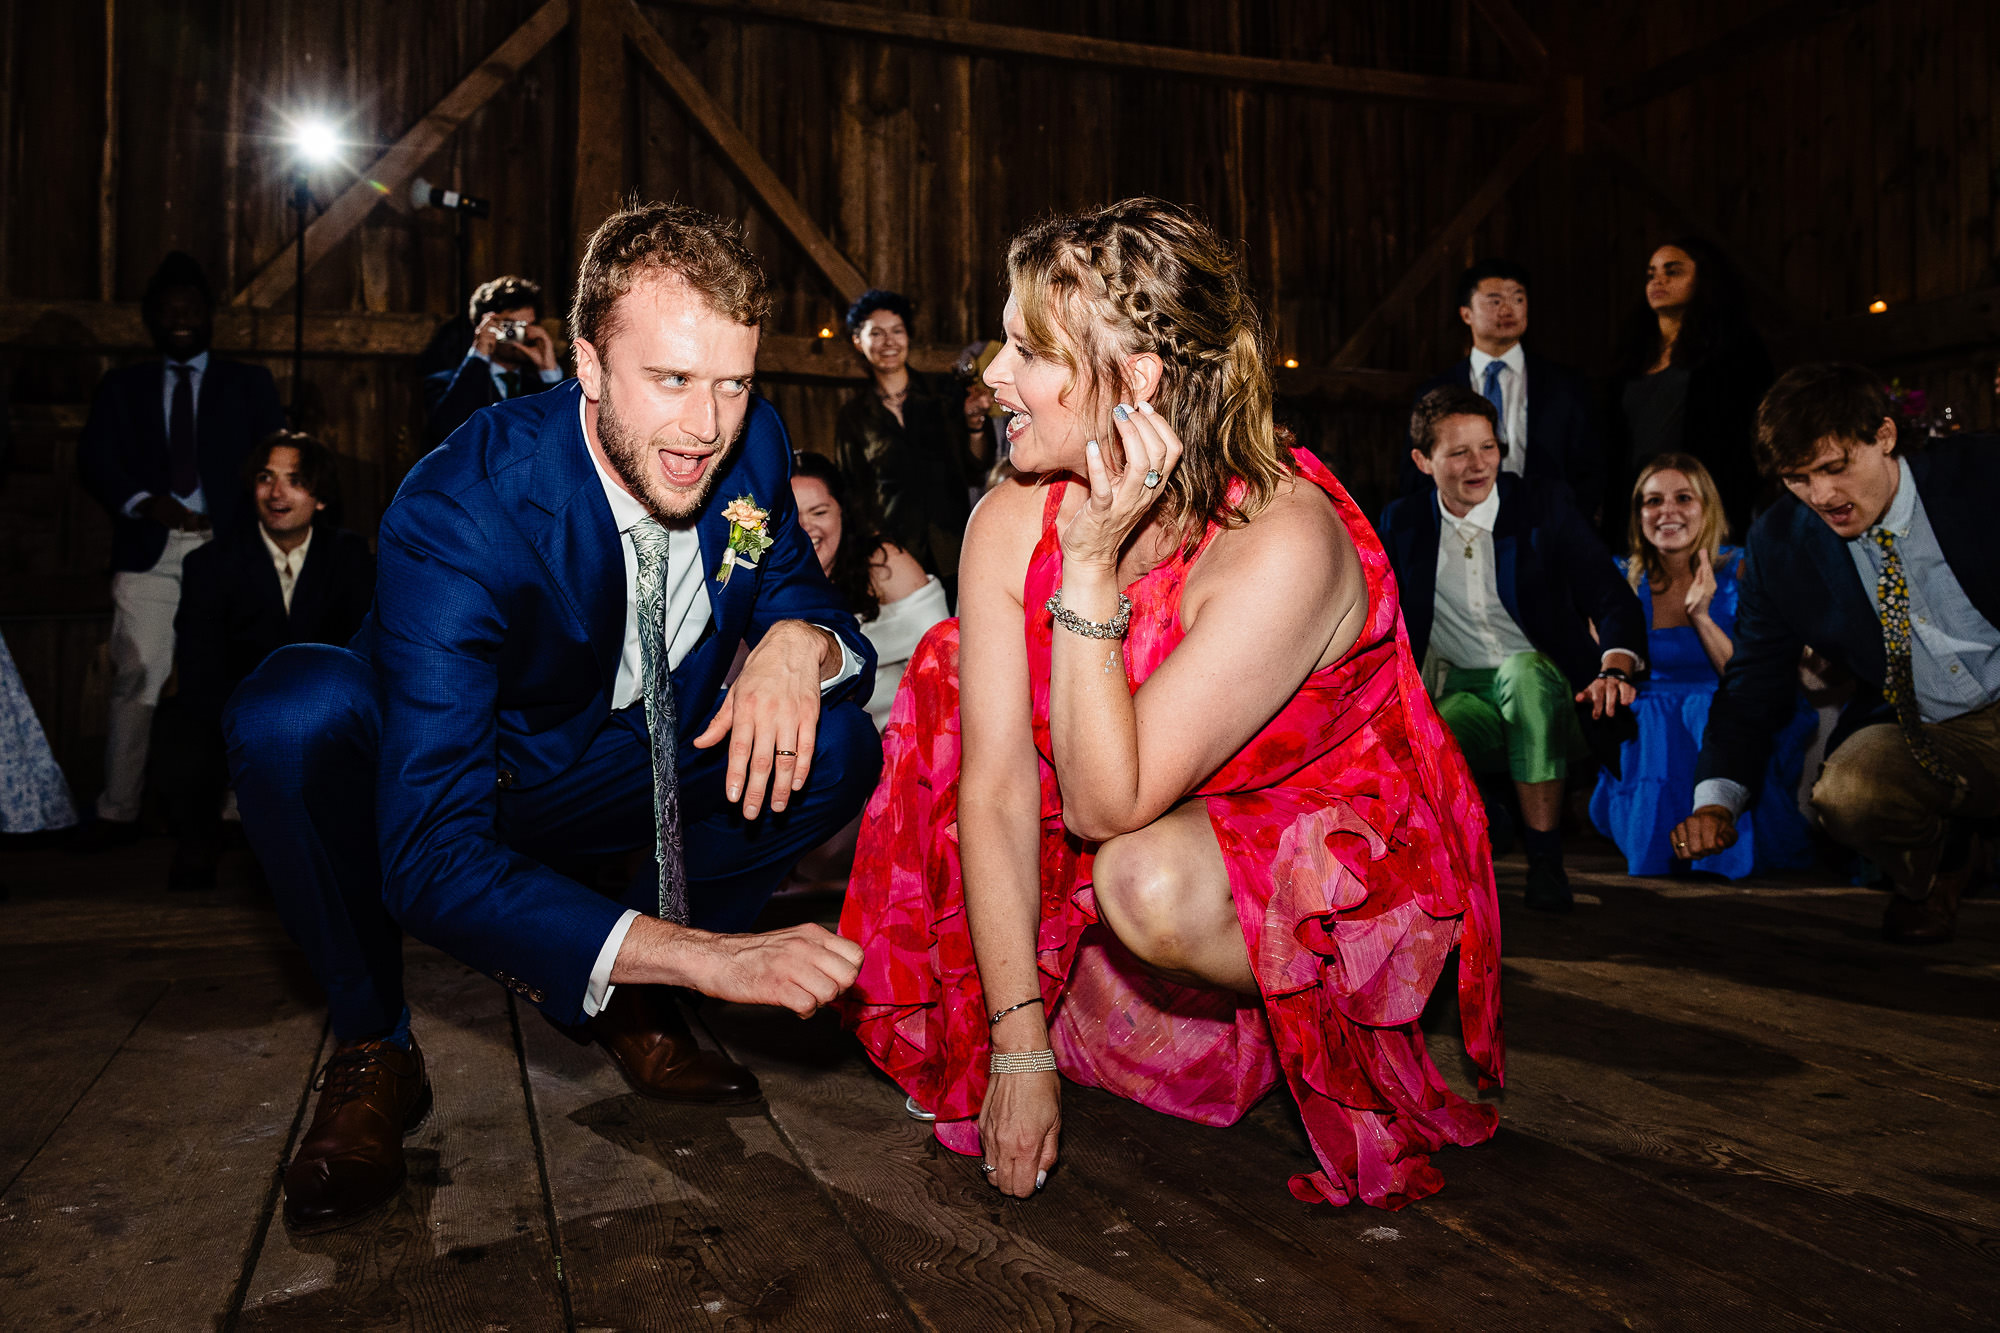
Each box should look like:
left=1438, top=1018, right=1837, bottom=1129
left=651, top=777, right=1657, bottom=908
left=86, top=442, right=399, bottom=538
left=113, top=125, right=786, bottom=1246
left=868, top=541, right=931, bottom=602
left=1199, top=477, right=1351, bottom=586
left=966, top=471, right=1056, bottom=554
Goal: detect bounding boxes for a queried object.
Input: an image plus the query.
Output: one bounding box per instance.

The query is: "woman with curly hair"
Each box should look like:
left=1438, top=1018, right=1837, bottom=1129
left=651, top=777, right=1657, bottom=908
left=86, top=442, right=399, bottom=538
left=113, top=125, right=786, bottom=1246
left=839, top=199, right=1502, bottom=1211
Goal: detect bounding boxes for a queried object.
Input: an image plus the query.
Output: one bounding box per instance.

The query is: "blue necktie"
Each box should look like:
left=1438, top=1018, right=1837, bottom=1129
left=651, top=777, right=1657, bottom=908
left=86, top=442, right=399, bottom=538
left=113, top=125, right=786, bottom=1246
left=1481, top=360, right=1506, bottom=447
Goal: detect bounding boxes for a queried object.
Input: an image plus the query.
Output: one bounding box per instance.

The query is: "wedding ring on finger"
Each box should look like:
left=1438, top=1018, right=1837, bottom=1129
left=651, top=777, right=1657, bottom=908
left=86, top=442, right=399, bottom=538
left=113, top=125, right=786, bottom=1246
left=980, top=1163, right=997, bottom=1175
left=1142, top=469, right=1162, bottom=489
left=774, top=749, right=797, bottom=757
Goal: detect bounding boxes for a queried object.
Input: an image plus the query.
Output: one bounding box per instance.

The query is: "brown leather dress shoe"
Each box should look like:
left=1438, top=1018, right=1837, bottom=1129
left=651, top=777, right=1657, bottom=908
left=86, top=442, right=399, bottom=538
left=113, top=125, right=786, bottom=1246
left=1882, top=861, right=1971, bottom=945
left=590, top=984, right=761, bottom=1104
left=283, top=1037, right=432, bottom=1234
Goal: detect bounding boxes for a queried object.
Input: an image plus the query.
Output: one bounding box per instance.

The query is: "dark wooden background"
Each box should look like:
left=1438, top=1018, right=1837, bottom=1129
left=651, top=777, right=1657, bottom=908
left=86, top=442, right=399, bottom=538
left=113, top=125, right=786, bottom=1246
left=4, top=0, right=1998, bottom=798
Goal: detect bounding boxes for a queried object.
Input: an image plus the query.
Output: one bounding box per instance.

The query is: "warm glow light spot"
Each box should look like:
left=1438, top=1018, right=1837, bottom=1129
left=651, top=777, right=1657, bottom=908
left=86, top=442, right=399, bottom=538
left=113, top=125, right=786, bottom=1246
left=818, top=327, right=834, bottom=338
left=1282, top=357, right=1299, bottom=369
left=1868, top=299, right=1888, bottom=314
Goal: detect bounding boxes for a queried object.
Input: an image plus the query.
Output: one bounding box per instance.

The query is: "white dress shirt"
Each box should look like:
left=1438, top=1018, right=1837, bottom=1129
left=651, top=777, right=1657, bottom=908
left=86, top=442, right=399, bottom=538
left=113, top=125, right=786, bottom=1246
left=1468, top=343, right=1527, bottom=477
left=123, top=350, right=211, bottom=517
left=576, top=395, right=862, bottom=1014
left=259, top=525, right=312, bottom=614
left=1429, top=487, right=1537, bottom=670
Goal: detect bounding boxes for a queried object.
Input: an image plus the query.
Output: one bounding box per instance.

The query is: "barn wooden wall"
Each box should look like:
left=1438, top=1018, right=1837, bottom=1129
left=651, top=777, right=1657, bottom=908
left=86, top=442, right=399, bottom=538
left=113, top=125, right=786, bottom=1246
left=3, top=0, right=1997, bottom=800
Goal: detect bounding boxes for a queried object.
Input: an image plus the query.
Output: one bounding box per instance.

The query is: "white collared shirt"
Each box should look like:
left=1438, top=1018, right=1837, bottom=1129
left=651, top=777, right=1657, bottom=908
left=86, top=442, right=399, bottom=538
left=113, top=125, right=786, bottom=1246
left=1430, top=486, right=1537, bottom=670
left=1468, top=343, right=1528, bottom=476
left=577, top=394, right=862, bottom=1015
left=259, top=524, right=313, bottom=615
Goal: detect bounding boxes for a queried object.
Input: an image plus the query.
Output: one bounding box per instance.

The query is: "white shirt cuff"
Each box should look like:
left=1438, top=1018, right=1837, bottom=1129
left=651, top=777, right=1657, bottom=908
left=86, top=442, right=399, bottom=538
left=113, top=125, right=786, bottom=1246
left=1691, top=778, right=1750, bottom=820
left=124, top=491, right=153, bottom=519
left=537, top=367, right=563, bottom=384
left=813, top=624, right=864, bottom=695
left=1601, top=647, right=1647, bottom=674
left=582, top=909, right=641, bottom=1017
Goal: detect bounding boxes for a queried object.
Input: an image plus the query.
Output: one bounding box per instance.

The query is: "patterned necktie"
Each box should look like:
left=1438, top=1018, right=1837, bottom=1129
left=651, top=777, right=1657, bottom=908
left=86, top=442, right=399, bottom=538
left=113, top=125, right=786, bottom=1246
left=169, top=364, right=198, bottom=496
left=628, top=519, right=690, bottom=924
left=1480, top=360, right=1506, bottom=448
left=1869, top=527, right=1966, bottom=794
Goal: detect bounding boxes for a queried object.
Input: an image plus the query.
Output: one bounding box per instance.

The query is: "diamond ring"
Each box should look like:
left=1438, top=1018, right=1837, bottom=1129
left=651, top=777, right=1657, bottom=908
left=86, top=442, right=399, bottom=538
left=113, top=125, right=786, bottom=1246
left=1142, top=469, right=1162, bottom=489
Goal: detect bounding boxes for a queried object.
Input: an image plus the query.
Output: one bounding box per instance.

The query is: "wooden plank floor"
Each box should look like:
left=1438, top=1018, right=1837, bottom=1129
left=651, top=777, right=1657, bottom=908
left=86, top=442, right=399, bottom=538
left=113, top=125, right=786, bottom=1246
left=1, top=834, right=1995, bottom=1331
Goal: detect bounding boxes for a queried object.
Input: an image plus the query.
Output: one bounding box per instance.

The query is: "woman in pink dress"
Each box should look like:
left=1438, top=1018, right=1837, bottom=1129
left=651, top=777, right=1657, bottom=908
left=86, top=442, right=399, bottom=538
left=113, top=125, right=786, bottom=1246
left=839, top=199, right=1502, bottom=1210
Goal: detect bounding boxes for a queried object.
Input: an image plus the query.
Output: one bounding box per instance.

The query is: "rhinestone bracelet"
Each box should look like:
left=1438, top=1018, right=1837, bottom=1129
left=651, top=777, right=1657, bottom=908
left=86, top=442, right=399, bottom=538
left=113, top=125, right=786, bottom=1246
left=989, top=1048, right=1059, bottom=1074
left=1045, top=589, right=1132, bottom=640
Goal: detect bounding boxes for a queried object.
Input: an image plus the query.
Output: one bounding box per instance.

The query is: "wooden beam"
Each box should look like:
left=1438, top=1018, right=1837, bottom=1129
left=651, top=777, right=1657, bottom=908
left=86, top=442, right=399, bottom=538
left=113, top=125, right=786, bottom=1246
left=1602, top=1, right=1876, bottom=113
left=617, top=0, right=870, bottom=302
left=1774, top=285, right=2000, bottom=367
left=230, top=0, right=570, bottom=309
left=1467, top=0, right=1551, bottom=81
left=1592, top=122, right=1798, bottom=328
left=1331, top=117, right=1553, bottom=369
left=97, top=0, right=118, bottom=302
left=657, top=0, right=1543, bottom=109
left=573, top=0, right=628, bottom=263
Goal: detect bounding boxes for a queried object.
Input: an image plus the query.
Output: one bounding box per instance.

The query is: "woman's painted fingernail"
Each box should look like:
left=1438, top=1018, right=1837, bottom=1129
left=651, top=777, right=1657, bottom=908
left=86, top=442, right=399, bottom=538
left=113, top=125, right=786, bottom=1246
left=1035, top=1170, right=1047, bottom=1189
left=1112, top=403, right=1130, bottom=421
left=1086, top=439, right=1099, bottom=453
left=1137, top=401, right=1154, bottom=415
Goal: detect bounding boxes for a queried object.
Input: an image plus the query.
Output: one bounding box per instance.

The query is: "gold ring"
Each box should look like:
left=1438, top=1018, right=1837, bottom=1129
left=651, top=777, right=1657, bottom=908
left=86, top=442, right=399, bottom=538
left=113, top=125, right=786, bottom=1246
left=775, top=749, right=797, bottom=758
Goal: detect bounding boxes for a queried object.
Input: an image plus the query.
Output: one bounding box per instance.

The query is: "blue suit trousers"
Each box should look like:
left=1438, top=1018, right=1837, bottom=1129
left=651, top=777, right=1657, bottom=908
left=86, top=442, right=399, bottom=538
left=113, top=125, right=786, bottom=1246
left=225, top=643, right=881, bottom=1040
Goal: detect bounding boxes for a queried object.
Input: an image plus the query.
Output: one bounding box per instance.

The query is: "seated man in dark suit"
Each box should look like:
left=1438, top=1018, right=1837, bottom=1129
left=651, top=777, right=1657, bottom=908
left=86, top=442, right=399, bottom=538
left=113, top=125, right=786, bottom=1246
left=162, top=432, right=374, bottom=890
left=1397, top=260, right=1604, bottom=522
left=421, top=275, right=565, bottom=449
left=74, top=251, right=287, bottom=847
left=1380, top=386, right=1646, bottom=911
left=1675, top=364, right=2000, bottom=944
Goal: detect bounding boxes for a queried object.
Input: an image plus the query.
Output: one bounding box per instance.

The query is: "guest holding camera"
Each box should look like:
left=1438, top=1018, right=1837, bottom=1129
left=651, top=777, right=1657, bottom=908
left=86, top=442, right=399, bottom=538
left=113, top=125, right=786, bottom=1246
left=1587, top=455, right=1815, bottom=878
left=422, top=276, right=564, bottom=448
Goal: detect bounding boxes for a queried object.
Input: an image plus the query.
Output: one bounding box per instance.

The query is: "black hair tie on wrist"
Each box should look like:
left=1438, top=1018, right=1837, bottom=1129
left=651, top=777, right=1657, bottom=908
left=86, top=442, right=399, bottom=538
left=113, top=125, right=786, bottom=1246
left=1596, top=666, right=1631, bottom=683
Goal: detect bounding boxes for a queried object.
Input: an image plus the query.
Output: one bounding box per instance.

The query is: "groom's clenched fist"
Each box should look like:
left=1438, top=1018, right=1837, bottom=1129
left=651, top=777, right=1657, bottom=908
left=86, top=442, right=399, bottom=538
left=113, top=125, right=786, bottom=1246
left=613, top=916, right=862, bottom=1017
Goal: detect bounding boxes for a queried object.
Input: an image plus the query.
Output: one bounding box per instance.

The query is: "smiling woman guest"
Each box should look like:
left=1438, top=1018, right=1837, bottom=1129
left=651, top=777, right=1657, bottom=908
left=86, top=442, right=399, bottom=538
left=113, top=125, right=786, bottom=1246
left=833, top=289, right=975, bottom=589
left=790, top=451, right=948, bottom=729
left=1586, top=454, right=1816, bottom=878
left=839, top=199, right=1504, bottom=1211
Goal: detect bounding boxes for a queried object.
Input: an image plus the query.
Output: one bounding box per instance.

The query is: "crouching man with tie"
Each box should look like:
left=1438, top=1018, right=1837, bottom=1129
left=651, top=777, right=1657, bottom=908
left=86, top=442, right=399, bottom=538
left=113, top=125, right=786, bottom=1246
left=227, top=203, right=882, bottom=1233
left=1674, top=364, right=2000, bottom=944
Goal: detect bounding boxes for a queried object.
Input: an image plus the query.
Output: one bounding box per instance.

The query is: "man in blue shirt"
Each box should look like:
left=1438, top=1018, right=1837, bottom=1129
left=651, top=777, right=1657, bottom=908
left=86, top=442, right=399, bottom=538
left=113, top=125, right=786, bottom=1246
left=1675, top=364, right=2000, bottom=943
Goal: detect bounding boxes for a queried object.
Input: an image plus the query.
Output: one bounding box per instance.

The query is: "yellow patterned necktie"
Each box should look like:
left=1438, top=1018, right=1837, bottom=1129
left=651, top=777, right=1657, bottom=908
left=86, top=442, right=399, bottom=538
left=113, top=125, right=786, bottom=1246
left=1869, top=528, right=1965, bottom=793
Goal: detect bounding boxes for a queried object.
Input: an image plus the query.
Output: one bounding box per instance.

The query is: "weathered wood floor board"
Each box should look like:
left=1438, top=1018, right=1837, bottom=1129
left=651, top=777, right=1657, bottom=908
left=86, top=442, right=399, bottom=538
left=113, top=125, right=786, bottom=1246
left=0, top=837, right=1995, bottom=1331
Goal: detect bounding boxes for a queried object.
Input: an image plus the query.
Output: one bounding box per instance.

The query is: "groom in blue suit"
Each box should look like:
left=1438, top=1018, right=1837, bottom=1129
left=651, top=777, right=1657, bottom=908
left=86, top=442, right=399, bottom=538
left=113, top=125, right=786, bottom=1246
left=227, top=204, right=882, bottom=1233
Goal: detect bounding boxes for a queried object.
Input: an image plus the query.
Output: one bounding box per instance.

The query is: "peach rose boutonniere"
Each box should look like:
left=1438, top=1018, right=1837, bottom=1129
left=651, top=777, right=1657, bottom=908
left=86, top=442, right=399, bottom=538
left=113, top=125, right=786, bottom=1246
left=716, top=495, right=774, bottom=586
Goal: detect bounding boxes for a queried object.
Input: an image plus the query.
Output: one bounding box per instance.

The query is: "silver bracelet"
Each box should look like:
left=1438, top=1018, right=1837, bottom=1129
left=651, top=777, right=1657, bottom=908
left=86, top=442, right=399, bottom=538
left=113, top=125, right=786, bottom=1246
left=989, top=1048, right=1059, bottom=1074
left=1045, top=589, right=1132, bottom=640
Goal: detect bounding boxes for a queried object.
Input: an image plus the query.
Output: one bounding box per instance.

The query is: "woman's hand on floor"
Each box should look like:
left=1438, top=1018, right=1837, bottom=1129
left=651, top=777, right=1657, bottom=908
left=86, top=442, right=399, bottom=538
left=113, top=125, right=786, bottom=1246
left=978, top=1064, right=1061, bottom=1198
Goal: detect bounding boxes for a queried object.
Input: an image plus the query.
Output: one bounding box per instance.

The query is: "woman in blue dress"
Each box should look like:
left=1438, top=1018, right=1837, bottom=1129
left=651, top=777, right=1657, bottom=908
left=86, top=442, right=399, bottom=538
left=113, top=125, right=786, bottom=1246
left=0, top=627, right=76, bottom=836
left=1589, top=454, right=1816, bottom=877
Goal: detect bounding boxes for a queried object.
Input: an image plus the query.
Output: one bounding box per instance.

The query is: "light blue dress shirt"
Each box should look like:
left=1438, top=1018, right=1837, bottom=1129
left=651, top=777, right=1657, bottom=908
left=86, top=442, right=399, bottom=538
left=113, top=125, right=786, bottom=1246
left=123, top=350, right=210, bottom=517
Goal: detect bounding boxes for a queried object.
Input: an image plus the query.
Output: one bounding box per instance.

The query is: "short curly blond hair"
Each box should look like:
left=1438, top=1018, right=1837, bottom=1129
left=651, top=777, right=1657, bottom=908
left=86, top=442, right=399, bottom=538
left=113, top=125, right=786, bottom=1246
left=570, top=202, right=772, bottom=354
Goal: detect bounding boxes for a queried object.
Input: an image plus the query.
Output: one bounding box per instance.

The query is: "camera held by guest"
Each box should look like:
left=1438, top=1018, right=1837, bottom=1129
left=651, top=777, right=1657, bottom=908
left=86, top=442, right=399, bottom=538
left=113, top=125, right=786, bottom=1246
left=422, top=275, right=565, bottom=448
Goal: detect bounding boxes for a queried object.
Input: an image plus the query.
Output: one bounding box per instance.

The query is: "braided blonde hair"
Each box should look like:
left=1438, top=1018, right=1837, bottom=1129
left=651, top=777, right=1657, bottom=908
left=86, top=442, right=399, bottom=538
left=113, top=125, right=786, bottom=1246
left=1006, top=198, right=1289, bottom=557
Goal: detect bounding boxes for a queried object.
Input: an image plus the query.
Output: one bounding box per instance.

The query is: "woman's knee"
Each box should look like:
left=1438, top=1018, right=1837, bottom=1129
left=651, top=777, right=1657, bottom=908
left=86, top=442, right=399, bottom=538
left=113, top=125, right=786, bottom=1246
left=1092, top=835, right=1196, bottom=966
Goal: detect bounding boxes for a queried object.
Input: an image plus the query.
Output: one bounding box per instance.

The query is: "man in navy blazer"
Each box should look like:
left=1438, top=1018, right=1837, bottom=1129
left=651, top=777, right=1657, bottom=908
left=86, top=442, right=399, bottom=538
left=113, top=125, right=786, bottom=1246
left=226, top=204, right=881, bottom=1234
left=1397, top=260, right=1604, bottom=522
left=1675, top=365, right=2000, bottom=944
left=74, top=252, right=286, bottom=843
left=1380, top=387, right=1645, bottom=910
left=420, top=274, right=565, bottom=449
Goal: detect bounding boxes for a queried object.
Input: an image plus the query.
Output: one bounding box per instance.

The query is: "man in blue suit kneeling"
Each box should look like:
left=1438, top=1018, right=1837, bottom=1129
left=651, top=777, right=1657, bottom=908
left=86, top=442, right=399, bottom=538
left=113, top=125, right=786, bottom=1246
left=227, top=203, right=883, bottom=1233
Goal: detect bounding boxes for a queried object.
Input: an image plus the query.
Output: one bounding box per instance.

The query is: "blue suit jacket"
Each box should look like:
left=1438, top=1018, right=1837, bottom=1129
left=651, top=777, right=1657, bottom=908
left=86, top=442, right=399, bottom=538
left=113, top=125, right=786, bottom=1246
left=357, top=381, right=874, bottom=1019
left=77, top=357, right=287, bottom=572
left=1697, top=434, right=2000, bottom=794
left=1398, top=351, right=1605, bottom=520
left=1378, top=472, right=1646, bottom=693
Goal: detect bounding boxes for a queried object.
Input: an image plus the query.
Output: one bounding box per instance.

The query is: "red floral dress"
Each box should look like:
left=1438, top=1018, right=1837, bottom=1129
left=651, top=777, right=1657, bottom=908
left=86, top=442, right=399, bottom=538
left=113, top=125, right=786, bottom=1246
left=838, top=450, right=1503, bottom=1209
